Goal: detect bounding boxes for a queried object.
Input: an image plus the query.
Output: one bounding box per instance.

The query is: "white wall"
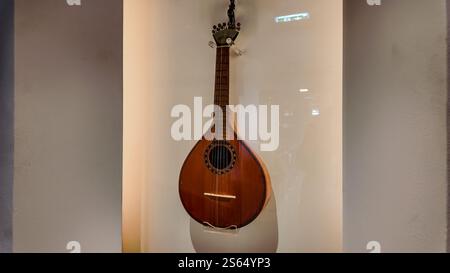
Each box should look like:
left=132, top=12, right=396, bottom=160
left=344, top=0, right=448, bottom=252
left=124, top=0, right=343, bottom=253
left=13, top=0, right=123, bottom=252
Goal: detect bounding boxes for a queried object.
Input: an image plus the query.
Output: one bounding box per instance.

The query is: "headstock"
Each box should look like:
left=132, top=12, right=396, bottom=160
left=212, top=0, right=241, bottom=47
left=212, top=22, right=241, bottom=47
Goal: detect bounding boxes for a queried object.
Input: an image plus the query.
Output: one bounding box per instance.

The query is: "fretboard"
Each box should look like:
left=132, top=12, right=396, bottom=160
left=214, top=46, right=230, bottom=109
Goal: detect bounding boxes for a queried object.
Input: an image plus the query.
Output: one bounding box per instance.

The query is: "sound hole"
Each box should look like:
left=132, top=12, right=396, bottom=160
left=209, top=145, right=232, bottom=170
left=205, top=142, right=236, bottom=175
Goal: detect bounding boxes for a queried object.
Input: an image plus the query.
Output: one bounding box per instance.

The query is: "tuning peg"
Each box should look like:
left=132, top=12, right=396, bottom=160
left=208, top=41, right=216, bottom=49
left=213, top=25, right=217, bottom=30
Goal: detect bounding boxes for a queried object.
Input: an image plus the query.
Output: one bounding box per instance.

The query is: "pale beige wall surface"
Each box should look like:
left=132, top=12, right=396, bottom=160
left=14, top=0, right=123, bottom=252
left=124, top=0, right=343, bottom=253
left=344, top=0, right=448, bottom=252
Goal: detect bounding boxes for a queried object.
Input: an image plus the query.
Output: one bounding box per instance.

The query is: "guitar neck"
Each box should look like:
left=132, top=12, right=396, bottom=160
left=214, top=46, right=230, bottom=109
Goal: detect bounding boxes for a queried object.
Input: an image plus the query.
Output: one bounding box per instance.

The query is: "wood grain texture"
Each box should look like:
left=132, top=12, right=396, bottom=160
left=179, top=133, right=270, bottom=229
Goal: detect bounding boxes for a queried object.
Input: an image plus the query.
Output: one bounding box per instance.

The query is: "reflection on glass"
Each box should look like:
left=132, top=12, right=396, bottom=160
left=275, top=12, right=310, bottom=23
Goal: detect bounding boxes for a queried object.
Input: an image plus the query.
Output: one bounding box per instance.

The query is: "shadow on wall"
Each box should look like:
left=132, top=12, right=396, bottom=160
left=190, top=191, right=278, bottom=253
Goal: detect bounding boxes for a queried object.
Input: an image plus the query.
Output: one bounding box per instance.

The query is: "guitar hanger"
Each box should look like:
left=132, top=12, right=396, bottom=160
left=228, top=0, right=237, bottom=29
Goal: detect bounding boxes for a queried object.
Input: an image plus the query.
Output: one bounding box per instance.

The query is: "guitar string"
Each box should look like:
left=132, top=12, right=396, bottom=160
left=216, top=46, right=223, bottom=226
left=220, top=46, right=229, bottom=226
left=214, top=47, right=219, bottom=226
left=220, top=46, right=226, bottom=225
left=213, top=46, right=230, bottom=227
left=219, top=46, right=226, bottom=225
left=219, top=46, right=229, bottom=226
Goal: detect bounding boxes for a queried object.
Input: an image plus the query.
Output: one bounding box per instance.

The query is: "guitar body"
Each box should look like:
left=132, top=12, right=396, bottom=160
left=179, top=130, right=270, bottom=229
left=179, top=2, right=270, bottom=228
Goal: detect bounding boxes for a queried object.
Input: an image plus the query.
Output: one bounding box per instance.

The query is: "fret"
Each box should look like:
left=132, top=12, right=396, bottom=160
left=214, top=46, right=230, bottom=110
left=214, top=46, right=230, bottom=137
left=215, top=79, right=229, bottom=83
left=214, top=96, right=229, bottom=100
